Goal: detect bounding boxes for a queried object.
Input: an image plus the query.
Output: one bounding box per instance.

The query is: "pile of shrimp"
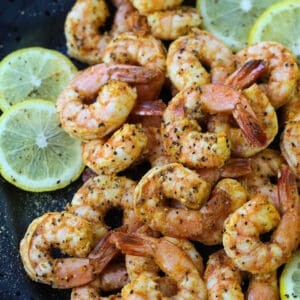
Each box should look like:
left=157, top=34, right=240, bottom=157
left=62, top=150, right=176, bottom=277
left=20, top=0, right=300, bottom=299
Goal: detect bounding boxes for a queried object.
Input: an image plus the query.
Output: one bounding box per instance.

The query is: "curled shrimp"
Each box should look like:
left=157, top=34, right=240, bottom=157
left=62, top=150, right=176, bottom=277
left=110, top=232, right=208, bottom=300
left=103, top=32, right=166, bottom=101
left=147, top=7, right=201, bottom=40
left=204, top=249, right=244, bottom=300
left=280, top=108, right=300, bottom=183
left=239, top=149, right=285, bottom=210
left=131, top=0, right=183, bottom=14
left=161, top=84, right=267, bottom=169
left=134, top=163, right=247, bottom=244
left=167, top=29, right=235, bottom=91
left=56, top=63, right=159, bottom=140
left=19, top=212, right=110, bottom=288
left=208, top=84, right=278, bottom=157
left=65, top=0, right=111, bottom=64
left=235, top=41, right=299, bottom=108
left=82, top=123, right=148, bottom=175
left=67, top=175, right=136, bottom=240
left=223, top=165, right=300, bottom=273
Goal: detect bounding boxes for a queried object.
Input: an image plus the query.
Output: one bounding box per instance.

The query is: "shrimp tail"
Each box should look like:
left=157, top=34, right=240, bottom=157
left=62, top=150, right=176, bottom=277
left=221, top=158, right=252, bottom=178
left=225, top=59, right=266, bottom=90
left=233, top=104, right=267, bottom=146
left=110, top=232, right=155, bottom=257
left=132, top=100, right=166, bottom=116
left=278, top=164, right=299, bottom=214
left=110, top=65, right=160, bottom=84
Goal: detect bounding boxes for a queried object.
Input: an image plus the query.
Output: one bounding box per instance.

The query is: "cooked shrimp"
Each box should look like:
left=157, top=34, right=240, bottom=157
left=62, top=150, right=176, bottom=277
left=208, top=84, right=278, bottom=157
left=167, top=29, right=235, bottom=91
left=280, top=110, right=300, bottom=182
left=57, top=63, right=158, bottom=140
left=19, top=212, right=109, bottom=288
left=161, top=84, right=267, bottom=169
left=235, top=41, right=299, bottom=108
left=204, top=249, right=243, bottom=300
left=134, top=164, right=247, bottom=244
left=131, top=0, right=183, bottom=14
left=103, top=32, right=167, bottom=101
left=239, top=149, right=285, bottom=210
left=110, top=232, right=207, bottom=300
left=147, top=7, right=201, bottom=40
left=134, top=163, right=211, bottom=212
left=246, top=272, right=279, bottom=300
left=67, top=175, right=136, bottom=240
left=71, top=262, right=129, bottom=300
left=223, top=165, right=300, bottom=273
left=82, top=124, right=148, bottom=175
left=65, top=0, right=111, bottom=65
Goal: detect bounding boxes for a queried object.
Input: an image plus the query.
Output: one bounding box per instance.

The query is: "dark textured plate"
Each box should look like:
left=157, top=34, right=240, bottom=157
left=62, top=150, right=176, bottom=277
left=0, top=1, right=218, bottom=299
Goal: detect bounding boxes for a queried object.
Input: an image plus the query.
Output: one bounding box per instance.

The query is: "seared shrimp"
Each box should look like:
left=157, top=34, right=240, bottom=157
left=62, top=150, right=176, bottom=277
left=208, top=84, right=278, bottom=157
left=82, top=124, right=148, bottom=175
left=223, top=165, right=300, bottom=273
left=131, top=0, right=183, bottom=14
left=246, top=272, right=279, bottom=300
left=239, top=149, right=285, bottom=210
left=161, top=84, right=266, bottom=169
left=103, top=32, right=166, bottom=102
left=235, top=41, right=299, bottom=108
left=147, top=7, right=201, bottom=40
left=67, top=175, right=136, bottom=240
left=65, top=0, right=111, bottom=64
left=134, top=163, right=247, bottom=244
left=167, top=29, right=235, bottom=91
left=57, top=63, right=158, bottom=140
left=19, top=212, right=109, bottom=288
left=204, top=249, right=243, bottom=300
left=110, top=232, right=208, bottom=300
left=280, top=110, right=300, bottom=182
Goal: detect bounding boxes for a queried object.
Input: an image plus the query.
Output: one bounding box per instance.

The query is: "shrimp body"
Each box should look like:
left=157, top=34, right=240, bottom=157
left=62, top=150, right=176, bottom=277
left=162, top=85, right=266, bottom=169
left=235, top=42, right=299, bottom=108
left=82, top=124, right=148, bottom=175
left=65, top=0, right=110, bottom=65
left=147, top=7, right=201, bottom=40
left=131, top=0, right=183, bottom=14
left=204, top=249, right=243, bottom=300
left=239, top=149, right=285, bottom=210
left=134, top=164, right=247, bottom=244
left=67, top=175, right=136, bottom=240
left=111, top=233, right=207, bottom=300
left=103, top=32, right=166, bottom=101
left=224, top=166, right=300, bottom=273
left=167, top=29, right=235, bottom=91
left=280, top=114, right=300, bottom=181
left=208, top=84, right=278, bottom=157
left=19, top=212, right=103, bottom=288
left=57, top=63, right=158, bottom=141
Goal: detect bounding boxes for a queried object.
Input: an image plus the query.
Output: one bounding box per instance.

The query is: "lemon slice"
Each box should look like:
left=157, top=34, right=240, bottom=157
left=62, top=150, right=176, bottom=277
left=249, top=1, right=300, bottom=60
left=280, top=249, right=300, bottom=299
left=0, top=47, right=77, bottom=111
left=0, top=99, right=84, bottom=192
left=196, top=0, right=281, bottom=51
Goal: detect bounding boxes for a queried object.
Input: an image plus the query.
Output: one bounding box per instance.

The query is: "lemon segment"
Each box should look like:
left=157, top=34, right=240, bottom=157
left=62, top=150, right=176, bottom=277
left=196, top=0, right=281, bottom=51
left=0, top=47, right=77, bottom=111
left=249, top=1, right=300, bottom=60
left=0, top=99, right=84, bottom=192
left=280, top=249, right=300, bottom=299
